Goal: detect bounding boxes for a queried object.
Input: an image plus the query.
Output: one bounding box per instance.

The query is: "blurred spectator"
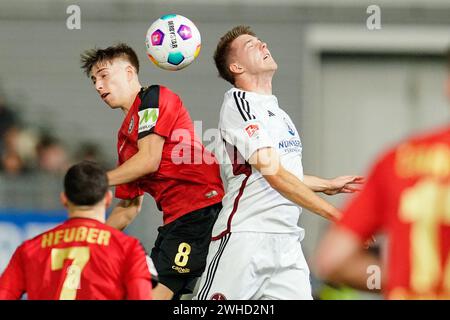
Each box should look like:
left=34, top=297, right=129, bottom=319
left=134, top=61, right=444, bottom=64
left=0, top=95, right=17, bottom=143
left=15, top=128, right=39, bottom=168
left=1, top=126, right=25, bottom=175
left=0, top=93, right=24, bottom=175
left=36, top=135, right=69, bottom=175
left=75, top=142, right=110, bottom=169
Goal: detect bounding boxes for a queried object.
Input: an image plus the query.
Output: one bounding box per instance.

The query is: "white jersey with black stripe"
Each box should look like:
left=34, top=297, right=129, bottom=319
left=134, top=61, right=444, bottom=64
left=212, top=88, right=305, bottom=239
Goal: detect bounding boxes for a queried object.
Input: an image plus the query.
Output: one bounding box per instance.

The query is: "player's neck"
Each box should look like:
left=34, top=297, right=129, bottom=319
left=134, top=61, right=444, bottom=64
left=67, top=206, right=106, bottom=223
left=235, top=73, right=273, bottom=96
left=120, top=82, right=143, bottom=115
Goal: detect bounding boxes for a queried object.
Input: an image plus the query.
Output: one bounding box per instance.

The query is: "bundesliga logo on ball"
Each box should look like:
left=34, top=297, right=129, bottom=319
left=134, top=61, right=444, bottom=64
left=145, top=14, right=202, bottom=71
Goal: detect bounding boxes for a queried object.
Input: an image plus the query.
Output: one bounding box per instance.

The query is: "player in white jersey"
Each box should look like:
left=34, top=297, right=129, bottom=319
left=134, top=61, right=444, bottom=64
left=195, top=26, right=363, bottom=300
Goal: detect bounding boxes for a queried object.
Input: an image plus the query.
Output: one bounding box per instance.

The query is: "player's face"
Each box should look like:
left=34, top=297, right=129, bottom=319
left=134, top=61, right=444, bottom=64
left=90, top=59, right=131, bottom=109
left=230, top=34, right=277, bottom=75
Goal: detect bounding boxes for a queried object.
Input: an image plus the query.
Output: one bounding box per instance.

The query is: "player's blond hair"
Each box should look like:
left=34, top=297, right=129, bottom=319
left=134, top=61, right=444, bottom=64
left=214, top=25, right=256, bottom=85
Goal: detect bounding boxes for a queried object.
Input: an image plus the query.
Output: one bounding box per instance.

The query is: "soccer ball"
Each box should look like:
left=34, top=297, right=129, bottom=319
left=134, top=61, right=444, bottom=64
left=145, top=14, right=201, bottom=71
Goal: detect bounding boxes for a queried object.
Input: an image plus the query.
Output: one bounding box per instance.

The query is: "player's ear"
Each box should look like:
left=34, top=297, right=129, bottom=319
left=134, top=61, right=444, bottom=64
left=229, top=62, right=244, bottom=75
left=126, top=65, right=135, bottom=81
left=104, top=190, right=113, bottom=208
left=60, top=192, right=69, bottom=208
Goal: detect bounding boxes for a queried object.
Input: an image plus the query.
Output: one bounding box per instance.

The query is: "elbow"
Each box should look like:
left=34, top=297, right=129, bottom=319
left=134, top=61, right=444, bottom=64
left=268, top=178, right=283, bottom=192
left=142, top=157, right=161, bottom=175
left=264, top=171, right=285, bottom=191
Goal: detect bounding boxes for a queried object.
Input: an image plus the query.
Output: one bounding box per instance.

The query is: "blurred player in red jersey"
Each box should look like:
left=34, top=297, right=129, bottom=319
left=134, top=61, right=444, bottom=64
left=80, top=44, right=224, bottom=300
left=0, top=161, right=156, bottom=300
left=315, top=49, right=450, bottom=299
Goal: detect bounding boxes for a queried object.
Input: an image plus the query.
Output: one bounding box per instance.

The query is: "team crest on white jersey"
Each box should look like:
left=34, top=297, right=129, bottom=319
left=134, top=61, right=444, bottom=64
left=245, top=124, right=259, bottom=138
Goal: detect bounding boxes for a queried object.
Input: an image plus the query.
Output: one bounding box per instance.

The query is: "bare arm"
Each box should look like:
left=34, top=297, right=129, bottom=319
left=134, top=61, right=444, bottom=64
left=107, top=134, right=165, bottom=186
left=304, top=174, right=364, bottom=195
left=314, top=225, right=382, bottom=292
left=106, top=195, right=144, bottom=231
left=249, top=148, right=341, bottom=221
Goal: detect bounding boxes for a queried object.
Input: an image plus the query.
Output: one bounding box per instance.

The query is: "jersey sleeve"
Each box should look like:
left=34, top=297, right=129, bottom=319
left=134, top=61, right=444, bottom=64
left=138, top=85, right=181, bottom=140
left=338, top=152, right=391, bottom=241
left=0, top=245, right=26, bottom=300
left=114, top=182, right=144, bottom=200
left=220, top=90, right=273, bottom=161
left=123, top=239, right=155, bottom=300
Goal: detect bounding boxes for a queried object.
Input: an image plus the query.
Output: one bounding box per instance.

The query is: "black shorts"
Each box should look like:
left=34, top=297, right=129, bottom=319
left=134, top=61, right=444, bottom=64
left=150, top=202, right=221, bottom=297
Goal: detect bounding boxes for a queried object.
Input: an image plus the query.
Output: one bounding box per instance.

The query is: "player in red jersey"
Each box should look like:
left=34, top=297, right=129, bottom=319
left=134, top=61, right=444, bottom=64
left=315, top=50, right=450, bottom=299
left=0, top=161, right=156, bottom=300
left=80, top=44, right=224, bottom=299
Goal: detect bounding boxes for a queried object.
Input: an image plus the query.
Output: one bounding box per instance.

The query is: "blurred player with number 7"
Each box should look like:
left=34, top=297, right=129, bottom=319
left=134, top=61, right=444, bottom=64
left=0, top=161, right=157, bottom=300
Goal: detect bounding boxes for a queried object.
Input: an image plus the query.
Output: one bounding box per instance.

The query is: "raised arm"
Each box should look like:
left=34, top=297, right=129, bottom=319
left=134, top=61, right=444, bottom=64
left=107, top=134, right=164, bottom=186
left=314, top=225, right=381, bottom=292
left=249, top=148, right=341, bottom=221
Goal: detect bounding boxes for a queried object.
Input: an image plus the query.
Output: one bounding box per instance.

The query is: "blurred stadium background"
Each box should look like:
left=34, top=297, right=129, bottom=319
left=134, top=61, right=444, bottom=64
left=0, top=0, right=449, bottom=299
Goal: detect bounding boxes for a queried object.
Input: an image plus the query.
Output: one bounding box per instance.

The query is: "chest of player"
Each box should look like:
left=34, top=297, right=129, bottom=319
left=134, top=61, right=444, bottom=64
left=258, top=107, right=302, bottom=156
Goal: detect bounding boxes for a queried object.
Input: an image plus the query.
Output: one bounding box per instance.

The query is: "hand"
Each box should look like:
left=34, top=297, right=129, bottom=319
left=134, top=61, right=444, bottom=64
left=323, top=176, right=364, bottom=196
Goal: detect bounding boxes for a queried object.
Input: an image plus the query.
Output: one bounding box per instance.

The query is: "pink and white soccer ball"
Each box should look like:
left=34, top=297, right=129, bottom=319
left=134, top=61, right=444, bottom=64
left=145, top=14, right=201, bottom=71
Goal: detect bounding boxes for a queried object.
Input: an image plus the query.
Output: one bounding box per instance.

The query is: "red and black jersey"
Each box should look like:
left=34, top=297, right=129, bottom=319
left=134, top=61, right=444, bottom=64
left=339, top=126, right=450, bottom=299
left=115, top=85, right=224, bottom=225
left=0, top=218, right=155, bottom=300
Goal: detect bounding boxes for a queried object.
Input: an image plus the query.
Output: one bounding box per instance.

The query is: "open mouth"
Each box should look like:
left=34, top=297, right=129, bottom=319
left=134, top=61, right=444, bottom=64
left=263, top=54, right=270, bottom=60
left=101, top=93, right=110, bottom=99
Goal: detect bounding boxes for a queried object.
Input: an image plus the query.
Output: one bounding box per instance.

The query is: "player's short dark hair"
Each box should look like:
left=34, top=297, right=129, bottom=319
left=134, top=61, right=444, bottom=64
left=214, top=25, right=256, bottom=85
left=64, top=161, right=108, bottom=206
left=80, top=43, right=140, bottom=76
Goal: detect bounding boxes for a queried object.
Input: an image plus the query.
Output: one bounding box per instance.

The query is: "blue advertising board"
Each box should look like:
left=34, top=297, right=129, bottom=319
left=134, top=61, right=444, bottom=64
left=0, top=209, right=66, bottom=273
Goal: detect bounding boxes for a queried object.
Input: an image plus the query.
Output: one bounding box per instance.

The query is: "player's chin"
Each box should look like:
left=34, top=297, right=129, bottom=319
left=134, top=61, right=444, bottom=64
left=104, top=101, right=119, bottom=109
left=271, top=61, right=278, bottom=70
left=109, top=104, right=122, bottom=110
left=103, top=101, right=113, bottom=108
left=263, top=60, right=277, bottom=71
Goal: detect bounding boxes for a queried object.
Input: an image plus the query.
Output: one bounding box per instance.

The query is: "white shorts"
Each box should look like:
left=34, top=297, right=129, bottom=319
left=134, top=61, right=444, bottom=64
left=194, top=232, right=313, bottom=300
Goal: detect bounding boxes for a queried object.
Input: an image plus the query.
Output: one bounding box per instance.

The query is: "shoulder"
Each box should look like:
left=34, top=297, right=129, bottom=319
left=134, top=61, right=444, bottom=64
left=407, top=126, right=450, bottom=146
left=105, top=224, right=139, bottom=245
left=221, top=88, right=257, bottom=123
left=223, top=87, right=254, bottom=106
left=120, top=234, right=147, bottom=255
left=387, top=126, right=450, bottom=165
left=138, top=85, right=181, bottom=111
left=99, top=222, right=129, bottom=239
left=13, top=236, right=40, bottom=262
left=24, top=222, right=64, bottom=245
